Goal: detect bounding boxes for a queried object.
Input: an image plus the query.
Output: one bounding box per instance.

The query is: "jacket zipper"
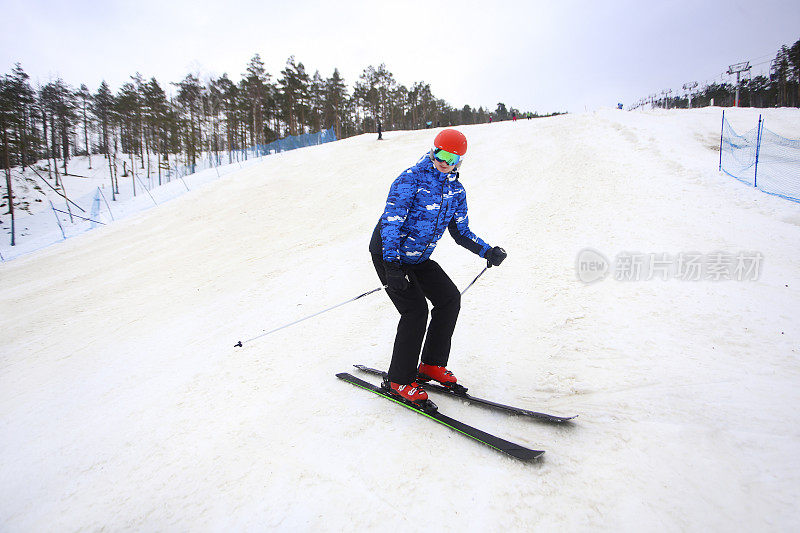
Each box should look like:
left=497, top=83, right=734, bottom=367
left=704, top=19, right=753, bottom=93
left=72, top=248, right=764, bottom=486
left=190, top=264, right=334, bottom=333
left=416, top=178, right=448, bottom=263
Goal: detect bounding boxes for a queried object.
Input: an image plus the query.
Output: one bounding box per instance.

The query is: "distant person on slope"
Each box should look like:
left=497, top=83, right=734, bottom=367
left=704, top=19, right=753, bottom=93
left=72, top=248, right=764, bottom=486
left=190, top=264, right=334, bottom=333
left=369, top=129, right=507, bottom=405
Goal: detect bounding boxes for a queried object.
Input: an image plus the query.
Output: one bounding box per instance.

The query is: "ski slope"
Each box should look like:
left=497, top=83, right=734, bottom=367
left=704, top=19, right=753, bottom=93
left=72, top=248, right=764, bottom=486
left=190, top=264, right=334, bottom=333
left=1, top=107, right=799, bottom=530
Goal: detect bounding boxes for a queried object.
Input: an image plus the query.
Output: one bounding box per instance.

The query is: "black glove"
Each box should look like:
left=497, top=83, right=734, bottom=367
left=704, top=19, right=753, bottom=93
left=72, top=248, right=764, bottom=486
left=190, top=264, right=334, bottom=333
left=384, top=262, right=409, bottom=291
left=485, top=246, right=507, bottom=268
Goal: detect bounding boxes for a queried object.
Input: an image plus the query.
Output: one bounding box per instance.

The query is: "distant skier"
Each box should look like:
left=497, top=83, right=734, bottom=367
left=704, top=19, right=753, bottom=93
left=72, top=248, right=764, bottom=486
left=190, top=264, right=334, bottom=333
left=377, top=120, right=383, bottom=140
left=369, top=129, right=507, bottom=404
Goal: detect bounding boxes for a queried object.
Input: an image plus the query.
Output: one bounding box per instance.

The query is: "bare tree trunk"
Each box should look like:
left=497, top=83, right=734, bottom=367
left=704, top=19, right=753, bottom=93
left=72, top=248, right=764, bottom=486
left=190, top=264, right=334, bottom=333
left=2, top=126, right=15, bottom=246
left=84, top=105, right=91, bottom=169
left=109, top=134, right=119, bottom=199
left=21, top=108, right=29, bottom=172
left=61, top=121, right=69, bottom=175
left=60, top=173, right=74, bottom=223
left=42, top=108, right=51, bottom=180
left=130, top=151, right=136, bottom=196
left=252, top=103, right=257, bottom=150
left=107, top=151, right=116, bottom=201
left=189, top=111, right=197, bottom=169
left=50, top=113, right=60, bottom=187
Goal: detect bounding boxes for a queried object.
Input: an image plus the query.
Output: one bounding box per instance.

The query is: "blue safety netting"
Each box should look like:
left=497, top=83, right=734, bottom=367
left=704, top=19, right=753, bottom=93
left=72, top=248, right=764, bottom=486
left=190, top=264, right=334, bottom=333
left=166, top=128, right=337, bottom=180
left=0, top=128, right=338, bottom=261
left=755, top=128, right=800, bottom=202
left=256, top=128, right=338, bottom=154
left=720, top=114, right=800, bottom=203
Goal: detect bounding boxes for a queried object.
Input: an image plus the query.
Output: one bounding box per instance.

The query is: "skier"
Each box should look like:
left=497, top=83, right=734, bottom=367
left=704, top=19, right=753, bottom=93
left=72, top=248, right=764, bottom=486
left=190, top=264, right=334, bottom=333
left=377, top=120, right=383, bottom=140
left=369, top=129, right=507, bottom=404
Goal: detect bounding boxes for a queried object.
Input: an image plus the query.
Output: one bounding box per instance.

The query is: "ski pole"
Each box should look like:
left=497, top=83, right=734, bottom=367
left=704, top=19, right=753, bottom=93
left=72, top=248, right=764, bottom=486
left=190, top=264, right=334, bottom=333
left=234, top=285, right=386, bottom=348
left=461, top=264, right=489, bottom=296
left=235, top=262, right=491, bottom=347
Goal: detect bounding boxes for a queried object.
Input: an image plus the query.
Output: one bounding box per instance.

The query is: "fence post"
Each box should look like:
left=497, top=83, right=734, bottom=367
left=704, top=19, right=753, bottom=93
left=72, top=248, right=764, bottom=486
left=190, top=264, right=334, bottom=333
left=135, top=175, right=158, bottom=206
left=718, top=110, right=725, bottom=172
left=97, top=187, right=115, bottom=221
left=49, top=200, right=66, bottom=240
left=91, top=189, right=102, bottom=229
left=754, top=115, right=763, bottom=189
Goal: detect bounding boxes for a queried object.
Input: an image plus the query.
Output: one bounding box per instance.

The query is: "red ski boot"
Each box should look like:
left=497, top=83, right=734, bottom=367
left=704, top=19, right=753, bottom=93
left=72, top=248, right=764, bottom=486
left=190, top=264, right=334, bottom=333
left=417, top=364, right=457, bottom=386
left=386, top=381, right=428, bottom=404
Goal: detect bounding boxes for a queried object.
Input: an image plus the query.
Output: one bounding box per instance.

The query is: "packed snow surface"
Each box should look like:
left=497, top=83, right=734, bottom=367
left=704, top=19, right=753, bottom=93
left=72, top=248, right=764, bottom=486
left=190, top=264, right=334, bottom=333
left=2, top=107, right=799, bottom=530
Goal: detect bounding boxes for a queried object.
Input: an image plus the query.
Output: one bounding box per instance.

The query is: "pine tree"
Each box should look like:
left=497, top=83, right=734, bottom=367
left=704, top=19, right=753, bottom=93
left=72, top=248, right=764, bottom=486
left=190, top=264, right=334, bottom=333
left=7, top=64, right=35, bottom=171
left=77, top=84, right=93, bottom=168
left=353, top=66, right=378, bottom=132
left=278, top=56, right=310, bottom=137
left=92, top=81, right=118, bottom=198
left=206, top=76, right=224, bottom=165
left=212, top=73, right=239, bottom=160
left=324, top=69, right=347, bottom=140
left=411, top=82, right=434, bottom=127
left=39, top=82, right=60, bottom=184
left=309, top=70, right=325, bottom=133
left=495, top=102, right=509, bottom=121
left=787, top=39, right=800, bottom=107
left=173, top=74, right=202, bottom=170
left=748, top=76, right=770, bottom=107
left=295, top=61, right=311, bottom=134
left=130, top=73, right=147, bottom=171
left=391, top=84, right=409, bottom=130
left=51, top=79, right=76, bottom=175
left=116, top=81, right=141, bottom=193
left=771, top=47, right=791, bottom=106
left=142, top=77, right=169, bottom=184
left=93, top=81, right=114, bottom=157
left=461, top=104, right=473, bottom=125
left=243, top=54, right=270, bottom=149
left=0, top=75, right=16, bottom=245
left=38, top=79, right=76, bottom=218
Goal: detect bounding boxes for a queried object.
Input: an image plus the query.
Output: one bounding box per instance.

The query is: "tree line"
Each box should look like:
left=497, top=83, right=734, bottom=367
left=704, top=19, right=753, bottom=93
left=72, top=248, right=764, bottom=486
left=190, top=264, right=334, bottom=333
left=0, top=55, right=538, bottom=179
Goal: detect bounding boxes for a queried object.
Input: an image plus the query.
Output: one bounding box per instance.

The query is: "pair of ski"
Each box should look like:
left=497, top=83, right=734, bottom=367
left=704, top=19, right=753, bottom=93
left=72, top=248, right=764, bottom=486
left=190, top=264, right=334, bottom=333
left=337, top=365, right=577, bottom=462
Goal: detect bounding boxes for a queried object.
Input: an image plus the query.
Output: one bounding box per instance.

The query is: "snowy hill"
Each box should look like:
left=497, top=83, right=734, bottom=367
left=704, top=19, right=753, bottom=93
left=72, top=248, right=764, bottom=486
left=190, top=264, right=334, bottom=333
left=1, top=108, right=799, bottom=530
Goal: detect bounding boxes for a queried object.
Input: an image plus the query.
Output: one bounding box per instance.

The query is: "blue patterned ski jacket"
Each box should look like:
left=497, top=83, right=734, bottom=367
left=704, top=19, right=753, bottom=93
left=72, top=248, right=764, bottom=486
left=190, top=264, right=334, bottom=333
left=370, top=153, right=491, bottom=264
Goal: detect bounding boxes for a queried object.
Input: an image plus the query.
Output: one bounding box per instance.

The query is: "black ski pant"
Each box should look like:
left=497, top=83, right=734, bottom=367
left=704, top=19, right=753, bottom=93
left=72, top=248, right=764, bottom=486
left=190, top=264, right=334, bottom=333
left=372, top=254, right=461, bottom=384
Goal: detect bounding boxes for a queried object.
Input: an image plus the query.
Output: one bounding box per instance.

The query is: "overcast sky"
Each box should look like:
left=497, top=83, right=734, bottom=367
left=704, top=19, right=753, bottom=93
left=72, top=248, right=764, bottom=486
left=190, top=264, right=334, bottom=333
left=2, top=0, right=799, bottom=113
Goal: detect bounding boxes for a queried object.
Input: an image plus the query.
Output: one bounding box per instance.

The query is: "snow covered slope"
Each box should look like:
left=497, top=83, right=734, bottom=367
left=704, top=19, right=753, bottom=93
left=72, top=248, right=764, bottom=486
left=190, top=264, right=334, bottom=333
left=0, top=152, right=268, bottom=261
left=1, top=108, right=799, bottom=530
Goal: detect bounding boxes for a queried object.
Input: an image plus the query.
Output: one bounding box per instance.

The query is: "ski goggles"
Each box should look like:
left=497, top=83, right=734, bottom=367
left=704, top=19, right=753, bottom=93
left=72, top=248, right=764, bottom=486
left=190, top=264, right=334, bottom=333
left=432, top=148, right=462, bottom=166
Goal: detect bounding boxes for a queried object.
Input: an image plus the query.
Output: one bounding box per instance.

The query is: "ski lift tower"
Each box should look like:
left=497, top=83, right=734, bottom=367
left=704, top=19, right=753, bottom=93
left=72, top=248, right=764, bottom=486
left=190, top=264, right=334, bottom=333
left=683, top=81, right=698, bottom=108
left=727, top=62, right=751, bottom=107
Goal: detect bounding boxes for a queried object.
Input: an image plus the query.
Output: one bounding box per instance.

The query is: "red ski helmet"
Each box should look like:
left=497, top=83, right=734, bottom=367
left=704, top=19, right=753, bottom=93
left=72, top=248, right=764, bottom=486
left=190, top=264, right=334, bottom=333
left=433, top=129, right=467, bottom=155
